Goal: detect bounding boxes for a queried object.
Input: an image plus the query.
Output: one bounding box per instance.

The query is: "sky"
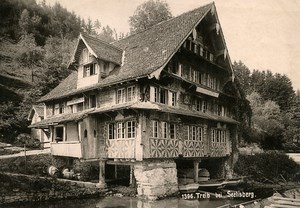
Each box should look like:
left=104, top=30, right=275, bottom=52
left=43, top=0, right=300, bottom=91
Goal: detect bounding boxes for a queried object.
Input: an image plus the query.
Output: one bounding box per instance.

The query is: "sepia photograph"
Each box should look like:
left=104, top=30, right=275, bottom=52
left=0, top=0, right=300, bottom=207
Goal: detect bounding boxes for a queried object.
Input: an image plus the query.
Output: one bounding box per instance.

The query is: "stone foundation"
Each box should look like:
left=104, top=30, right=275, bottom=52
left=134, top=160, right=178, bottom=200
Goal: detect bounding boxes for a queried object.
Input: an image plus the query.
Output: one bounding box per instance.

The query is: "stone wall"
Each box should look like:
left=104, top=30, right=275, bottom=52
left=134, top=159, right=178, bottom=200
left=0, top=172, right=103, bottom=205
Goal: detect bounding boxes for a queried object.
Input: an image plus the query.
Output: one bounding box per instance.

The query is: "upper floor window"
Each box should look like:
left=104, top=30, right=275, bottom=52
left=54, top=103, right=64, bottom=115
left=192, top=97, right=207, bottom=113
left=116, top=85, right=136, bottom=104
left=211, top=129, right=227, bottom=143
left=188, top=125, right=203, bottom=141
left=217, top=104, right=226, bottom=116
left=127, top=86, right=136, bottom=102
left=89, top=94, right=97, bottom=108
left=170, top=123, right=176, bottom=139
left=108, top=120, right=136, bottom=139
left=83, top=63, right=97, bottom=77
left=151, top=120, right=158, bottom=138
left=150, top=86, right=177, bottom=107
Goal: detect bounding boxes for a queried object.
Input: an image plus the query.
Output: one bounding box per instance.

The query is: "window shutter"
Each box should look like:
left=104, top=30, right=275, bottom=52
left=150, top=86, right=155, bottom=102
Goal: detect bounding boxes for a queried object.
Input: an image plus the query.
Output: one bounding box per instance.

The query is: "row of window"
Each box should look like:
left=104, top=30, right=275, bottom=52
left=211, top=129, right=227, bottom=143
left=108, top=120, right=136, bottom=139
left=116, top=86, right=136, bottom=104
left=167, top=60, right=220, bottom=91
left=188, top=125, right=204, bottom=141
left=151, top=120, right=176, bottom=139
left=149, top=86, right=177, bottom=106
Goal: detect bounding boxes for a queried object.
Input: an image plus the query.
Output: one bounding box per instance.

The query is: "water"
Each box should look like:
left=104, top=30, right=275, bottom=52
left=2, top=196, right=249, bottom=208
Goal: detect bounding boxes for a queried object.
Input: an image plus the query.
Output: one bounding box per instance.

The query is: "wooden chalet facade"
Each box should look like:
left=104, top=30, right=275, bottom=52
left=30, top=3, right=240, bottom=197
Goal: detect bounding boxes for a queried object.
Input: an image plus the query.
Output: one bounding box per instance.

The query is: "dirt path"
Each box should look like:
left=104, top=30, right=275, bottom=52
left=0, top=148, right=50, bottom=159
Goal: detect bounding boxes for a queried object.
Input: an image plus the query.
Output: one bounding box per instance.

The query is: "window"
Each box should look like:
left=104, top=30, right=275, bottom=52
left=189, top=125, right=204, bottom=141
left=108, top=124, right=115, bottom=139
left=84, top=63, right=97, bottom=77
left=162, top=122, right=168, bottom=139
left=116, top=86, right=136, bottom=104
left=127, top=121, right=135, bottom=138
left=160, top=88, right=168, bottom=104
left=117, top=122, right=125, bottom=139
left=151, top=120, right=158, bottom=138
left=54, top=103, right=64, bottom=115
left=170, top=91, right=177, bottom=106
left=197, top=127, right=203, bottom=142
left=195, top=99, right=202, bottom=111
left=202, top=101, right=207, bottom=113
left=191, top=126, right=196, bottom=140
left=217, top=105, right=226, bottom=116
left=150, top=86, right=177, bottom=107
left=109, top=121, right=136, bottom=139
left=117, top=88, right=125, bottom=104
left=55, top=126, right=64, bottom=141
left=170, top=123, right=176, bottom=139
left=89, top=94, right=97, bottom=108
left=212, top=129, right=227, bottom=143
left=127, top=86, right=136, bottom=102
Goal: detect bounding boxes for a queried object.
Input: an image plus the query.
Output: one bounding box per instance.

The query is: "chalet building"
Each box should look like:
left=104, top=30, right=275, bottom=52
left=28, top=104, right=50, bottom=148
left=29, top=3, right=240, bottom=199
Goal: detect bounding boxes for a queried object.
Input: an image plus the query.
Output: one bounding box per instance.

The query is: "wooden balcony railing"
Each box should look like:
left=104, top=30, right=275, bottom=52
left=106, top=138, right=135, bottom=159
left=149, top=138, right=179, bottom=158
left=51, top=141, right=82, bottom=158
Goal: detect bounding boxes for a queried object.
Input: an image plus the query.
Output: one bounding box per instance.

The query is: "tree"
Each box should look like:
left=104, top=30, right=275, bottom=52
left=17, top=34, right=44, bottom=82
left=247, top=92, right=285, bottom=149
left=35, top=36, right=75, bottom=96
left=233, top=61, right=251, bottom=94
left=129, top=0, right=172, bottom=33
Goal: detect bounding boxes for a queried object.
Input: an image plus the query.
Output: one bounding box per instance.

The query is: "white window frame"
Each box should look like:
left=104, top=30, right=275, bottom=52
left=162, top=122, right=168, bottom=139
left=151, top=120, right=158, bottom=138
left=127, top=86, right=136, bottom=102
left=127, top=120, right=136, bottom=138
left=170, top=123, right=176, bottom=139
left=117, top=88, right=126, bottom=104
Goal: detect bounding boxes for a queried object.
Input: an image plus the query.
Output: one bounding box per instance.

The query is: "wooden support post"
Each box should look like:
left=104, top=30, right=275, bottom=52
left=194, top=160, right=200, bottom=183
left=130, top=165, right=136, bottom=187
left=114, top=165, right=118, bottom=179
left=97, top=159, right=107, bottom=188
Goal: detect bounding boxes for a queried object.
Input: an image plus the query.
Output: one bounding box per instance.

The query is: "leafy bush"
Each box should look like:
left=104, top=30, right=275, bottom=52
left=234, top=152, right=300, bottom=182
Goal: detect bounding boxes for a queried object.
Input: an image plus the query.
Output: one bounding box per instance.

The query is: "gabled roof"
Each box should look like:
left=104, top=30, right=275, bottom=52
left=28, top=104, right=45, bottom=120
left=39, top=2, right=232, bottom=102
left=74, top=33, right=123, bottom=65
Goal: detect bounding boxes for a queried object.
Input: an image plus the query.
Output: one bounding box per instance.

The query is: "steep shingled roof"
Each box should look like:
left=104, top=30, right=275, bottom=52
left=79, top=33, right=123, bottom=65
left=39, top=3, right=214, bottom=102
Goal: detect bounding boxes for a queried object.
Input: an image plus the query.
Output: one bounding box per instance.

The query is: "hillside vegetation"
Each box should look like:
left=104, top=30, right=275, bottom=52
left=0, top=0, right=120, bottom=142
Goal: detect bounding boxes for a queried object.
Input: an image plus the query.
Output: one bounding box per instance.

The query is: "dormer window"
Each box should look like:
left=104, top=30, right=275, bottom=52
left=83, top=63, right=97, bottom=77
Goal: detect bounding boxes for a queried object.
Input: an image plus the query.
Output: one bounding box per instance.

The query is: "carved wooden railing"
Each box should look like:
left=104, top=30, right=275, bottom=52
left=149, top=138, right=179, bottom=158
left=209, top=142, right=228, bottom=157
left=183, top=140, right=207, bottom=157
left=106, top=138, right=135, bottom=159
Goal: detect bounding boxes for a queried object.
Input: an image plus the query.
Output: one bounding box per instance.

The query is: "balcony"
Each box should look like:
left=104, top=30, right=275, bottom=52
left=51, top=141, right=82, bottom=158
left=106, top=138, right=135, bottom=159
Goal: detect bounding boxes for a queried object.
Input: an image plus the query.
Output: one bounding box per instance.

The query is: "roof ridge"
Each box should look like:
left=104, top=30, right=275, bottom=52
left=111, top=2, right=214, bottom=45
left=81, top=32, right=123, bottom=52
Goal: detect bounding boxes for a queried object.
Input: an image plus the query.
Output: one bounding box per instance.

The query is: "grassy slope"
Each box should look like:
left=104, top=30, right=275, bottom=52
left=0, top=37, right=33, bottom=102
